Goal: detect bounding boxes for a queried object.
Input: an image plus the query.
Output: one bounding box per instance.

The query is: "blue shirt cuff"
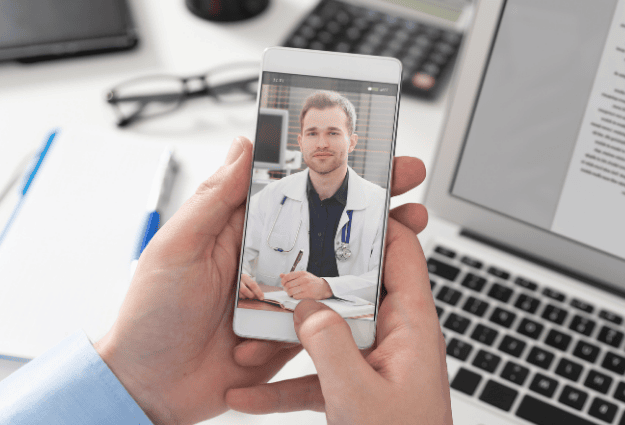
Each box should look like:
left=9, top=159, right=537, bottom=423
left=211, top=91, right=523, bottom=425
left=0, top=330, right=154, bottom=425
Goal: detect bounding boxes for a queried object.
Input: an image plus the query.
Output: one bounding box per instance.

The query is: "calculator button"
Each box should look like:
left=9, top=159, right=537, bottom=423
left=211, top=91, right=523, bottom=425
left=450, top=367, right=482, bottom=396
left=527, top=347, right=555, bottom=370
left=545, top=329, right=572, bottom=351
left=529, top=373, right=558, bottom=398
left=470, top=324, right=498, bottom=346
left=517, top=318, right=543, bottom=340
left=542, top=304, right=568, bottom=325
left=559, top=385, right=588, bottom=411
left=461, top=273, right=486, bottom=292
left=479, top=380, right=518, bottom=411
left=500, top=361, right=529, bottom=386
left=446, top=338, right=472, bottom=360
left=498, top=335, right=526, bottom=357
left=462, top=296, right=489, bottom=317
left=555, top=358, right=584, bottom=382
left=490, top=307, right=516, bottom=328
left=472, top=349, right=501, bottom=373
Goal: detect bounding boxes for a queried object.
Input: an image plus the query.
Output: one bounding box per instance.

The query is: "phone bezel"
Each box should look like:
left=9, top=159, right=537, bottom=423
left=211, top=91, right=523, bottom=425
left=233, top=47, right=402, bottom=349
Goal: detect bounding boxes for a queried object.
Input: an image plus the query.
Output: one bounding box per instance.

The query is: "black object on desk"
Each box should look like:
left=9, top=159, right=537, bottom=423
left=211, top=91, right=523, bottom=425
left=283, top=0, right=463, bottom=99
left=186, top=0, right=270, bottom=22
left=0, top=0, right=138, bottom=63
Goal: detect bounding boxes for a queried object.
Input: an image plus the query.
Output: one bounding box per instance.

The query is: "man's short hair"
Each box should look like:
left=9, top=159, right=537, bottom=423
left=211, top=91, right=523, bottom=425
left=299, top=91, right=357, bottom=135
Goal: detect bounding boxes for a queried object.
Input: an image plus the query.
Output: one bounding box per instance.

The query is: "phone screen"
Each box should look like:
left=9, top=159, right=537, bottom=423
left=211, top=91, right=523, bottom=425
left=237, top=71, right=399, bottom=322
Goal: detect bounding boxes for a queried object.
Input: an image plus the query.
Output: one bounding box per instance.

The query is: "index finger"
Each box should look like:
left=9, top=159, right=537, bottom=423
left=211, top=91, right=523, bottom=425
left=282, top=270, right=306, bottom=283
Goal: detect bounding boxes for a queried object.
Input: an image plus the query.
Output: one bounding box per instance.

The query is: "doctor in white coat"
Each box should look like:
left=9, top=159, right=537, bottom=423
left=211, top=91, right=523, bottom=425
left=240, top=91, right=387, bottom=304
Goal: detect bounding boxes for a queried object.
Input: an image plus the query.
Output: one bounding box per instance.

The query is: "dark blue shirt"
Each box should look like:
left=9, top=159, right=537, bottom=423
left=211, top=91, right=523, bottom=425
left=306, top=171, right=349, bottom=278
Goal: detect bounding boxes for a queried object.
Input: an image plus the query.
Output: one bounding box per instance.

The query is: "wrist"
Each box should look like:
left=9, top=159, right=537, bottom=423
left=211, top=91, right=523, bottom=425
left=94, top=332, right=174, bottom=425
left=321, top=278, right=333, bottom=299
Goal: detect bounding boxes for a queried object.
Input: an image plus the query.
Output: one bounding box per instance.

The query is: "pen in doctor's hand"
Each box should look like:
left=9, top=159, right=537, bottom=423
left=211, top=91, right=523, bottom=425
left=290, top=250, right=304, bottom=272
left=130, top=148, right=178, bottom=277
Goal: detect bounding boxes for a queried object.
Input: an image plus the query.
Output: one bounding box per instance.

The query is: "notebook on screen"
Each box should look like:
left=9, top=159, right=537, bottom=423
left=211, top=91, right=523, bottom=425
left=421, top=0, right=625, bottom=424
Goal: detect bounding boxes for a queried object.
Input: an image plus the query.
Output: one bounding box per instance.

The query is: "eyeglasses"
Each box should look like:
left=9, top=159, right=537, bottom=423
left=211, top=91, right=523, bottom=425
left=106, top=62, right=259, bottom=127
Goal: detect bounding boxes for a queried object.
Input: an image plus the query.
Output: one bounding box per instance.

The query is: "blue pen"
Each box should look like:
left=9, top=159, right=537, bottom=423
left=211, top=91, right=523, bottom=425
left=130, top=148, right=178, bottom=277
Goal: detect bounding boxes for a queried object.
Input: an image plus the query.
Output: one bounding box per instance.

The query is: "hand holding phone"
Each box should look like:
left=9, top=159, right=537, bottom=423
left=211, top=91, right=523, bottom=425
left=227, top=163, right=451, bottom=424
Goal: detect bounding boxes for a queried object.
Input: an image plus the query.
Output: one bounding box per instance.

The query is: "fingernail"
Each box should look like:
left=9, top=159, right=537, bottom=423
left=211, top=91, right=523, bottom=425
left=293, top=300, right=323, bottom=327
left=224, top=137, right=244, bottom=166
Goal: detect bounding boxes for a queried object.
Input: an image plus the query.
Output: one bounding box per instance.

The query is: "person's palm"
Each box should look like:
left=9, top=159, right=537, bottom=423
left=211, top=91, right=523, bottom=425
left=96, top=139, right=300, bottom=424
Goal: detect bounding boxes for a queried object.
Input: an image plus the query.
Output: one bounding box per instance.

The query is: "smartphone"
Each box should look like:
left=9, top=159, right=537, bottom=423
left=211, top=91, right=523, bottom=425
left=233, top=47, right=401, bottom=348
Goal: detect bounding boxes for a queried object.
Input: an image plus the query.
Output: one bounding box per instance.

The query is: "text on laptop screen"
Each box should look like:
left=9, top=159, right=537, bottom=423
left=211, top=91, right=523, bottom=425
left=452, top=0, right=625, bottom=261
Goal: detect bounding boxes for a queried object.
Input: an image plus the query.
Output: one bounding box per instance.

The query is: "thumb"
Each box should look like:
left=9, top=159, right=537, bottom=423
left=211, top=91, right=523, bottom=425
left=294, top=300, right=377, bottom=396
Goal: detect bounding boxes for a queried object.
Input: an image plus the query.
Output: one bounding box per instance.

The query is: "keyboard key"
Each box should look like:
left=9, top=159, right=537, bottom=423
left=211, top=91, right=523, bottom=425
left=514, top=293, right=541, bottom=314
left=545, top=329, right=572, bottom=351
left=461, top=273, right=486, bottom=292
left=559, top=385, right=588, bottom=410
left=446, top=338, right=473, bottom=360
left=517, top=318, right=544, bottom=340
left=479, top=380, right=518, bottom=411
left=542, top=304, right=568, bottom=325
left=444, top=313, right=471, bottom=335
left=570, top=315, right=596, bottom=337
left=487, top=283, right=513, bottom=303
left=500, top=361, right=529, bottom=386
left=571, top=299, right=594, bottom=314
left=487, top=266, right=510, bottom=280
left=472, top=349, right=501, bottom=373
left=460, top=256, right=482, bottom=269
left=498, top=335, right=526, bottom=357
left=588, top=397, right=617, bottom=423
left=514, top=276, right=538, bottom=291
left=450, top=367, right=482, bottom=395
left=555, top=358, right=584, bottom=382
left=530, top=373, right=558, bottom=398
left=517, top=395, right=597, bottom=425
left=602, top=352, right=625, bottom=374
left=597, top=326, right=623, bottom=348
left=543, top=287, right=566, bottom=302
left=490, top=307, right=516, bottom=328
left=470, top=324, right=498, bottom=346
left=427, top=258, right=460, bottom=281
left=430, top=279, right=436, bottom=290
left=462, top=296, right=489, bottom=317
left=614, top=381, right=625, bottom=402
left=599, top=309, right=623, bottom=325
left=436, top=286, right=462, bottom=306
left=435, top=305, right=444, bottom=318
left=527, top=347, right=555, bottom=370
left=434, top=245, right=455, bottom=258
left=573, top=340, right=600, bottom=363
left=585, top=370, right=613, bottom=394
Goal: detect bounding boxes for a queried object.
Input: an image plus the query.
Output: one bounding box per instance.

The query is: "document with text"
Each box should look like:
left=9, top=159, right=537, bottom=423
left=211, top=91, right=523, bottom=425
left=552, top=0, right=625, bottom=260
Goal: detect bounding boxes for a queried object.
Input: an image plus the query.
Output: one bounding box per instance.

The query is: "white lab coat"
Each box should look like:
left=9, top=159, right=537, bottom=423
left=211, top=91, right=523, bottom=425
left=242, top=166, right=387, bottom=303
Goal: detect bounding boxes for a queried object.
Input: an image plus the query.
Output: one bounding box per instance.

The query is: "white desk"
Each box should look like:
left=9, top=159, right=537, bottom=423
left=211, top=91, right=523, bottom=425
left=0, top=0, right=450, bottom=423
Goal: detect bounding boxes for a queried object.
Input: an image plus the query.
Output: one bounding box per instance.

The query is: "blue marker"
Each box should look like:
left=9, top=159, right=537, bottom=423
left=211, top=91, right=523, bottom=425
left=130, top=148, right=178, bottom=277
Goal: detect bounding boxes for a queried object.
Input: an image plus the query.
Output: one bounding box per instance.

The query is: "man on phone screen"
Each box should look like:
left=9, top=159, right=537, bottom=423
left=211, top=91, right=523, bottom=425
left=240, top=91, right=387, bottom=303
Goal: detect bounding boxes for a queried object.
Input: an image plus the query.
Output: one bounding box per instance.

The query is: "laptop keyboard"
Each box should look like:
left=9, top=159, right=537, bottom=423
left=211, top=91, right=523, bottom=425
left=282, top=0, right=463, bottom=99
left=427, top=242, right=625, bottom=424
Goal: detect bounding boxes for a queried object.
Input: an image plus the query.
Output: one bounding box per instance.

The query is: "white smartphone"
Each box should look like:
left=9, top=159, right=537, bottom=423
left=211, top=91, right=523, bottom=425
left=233, top=47, right=402, bottom=349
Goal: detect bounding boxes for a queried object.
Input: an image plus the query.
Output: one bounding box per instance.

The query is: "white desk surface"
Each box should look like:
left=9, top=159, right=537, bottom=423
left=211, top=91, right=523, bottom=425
left=0, top=0, right=451, bottom=423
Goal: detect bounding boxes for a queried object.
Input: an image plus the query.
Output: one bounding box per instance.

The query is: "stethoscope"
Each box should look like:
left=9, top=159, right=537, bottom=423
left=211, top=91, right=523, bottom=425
left=267, top=196, right=353, bottom=261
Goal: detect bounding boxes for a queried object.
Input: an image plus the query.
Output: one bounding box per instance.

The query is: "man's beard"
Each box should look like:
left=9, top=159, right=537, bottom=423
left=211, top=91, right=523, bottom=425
left=305, top=151, right=343, bottom=175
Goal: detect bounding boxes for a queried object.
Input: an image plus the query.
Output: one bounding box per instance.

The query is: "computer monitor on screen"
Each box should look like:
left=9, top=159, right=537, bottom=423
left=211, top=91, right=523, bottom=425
left=254, top=108, right=289, bottom=170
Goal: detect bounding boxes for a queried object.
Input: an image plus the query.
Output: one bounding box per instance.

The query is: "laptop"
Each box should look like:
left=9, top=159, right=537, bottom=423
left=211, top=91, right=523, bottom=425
left=420, top=0, right=625, bottom=424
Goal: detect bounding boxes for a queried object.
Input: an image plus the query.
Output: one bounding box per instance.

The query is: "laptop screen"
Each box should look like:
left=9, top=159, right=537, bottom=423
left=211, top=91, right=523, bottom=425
left=451, top=0, right=625, bottom=261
